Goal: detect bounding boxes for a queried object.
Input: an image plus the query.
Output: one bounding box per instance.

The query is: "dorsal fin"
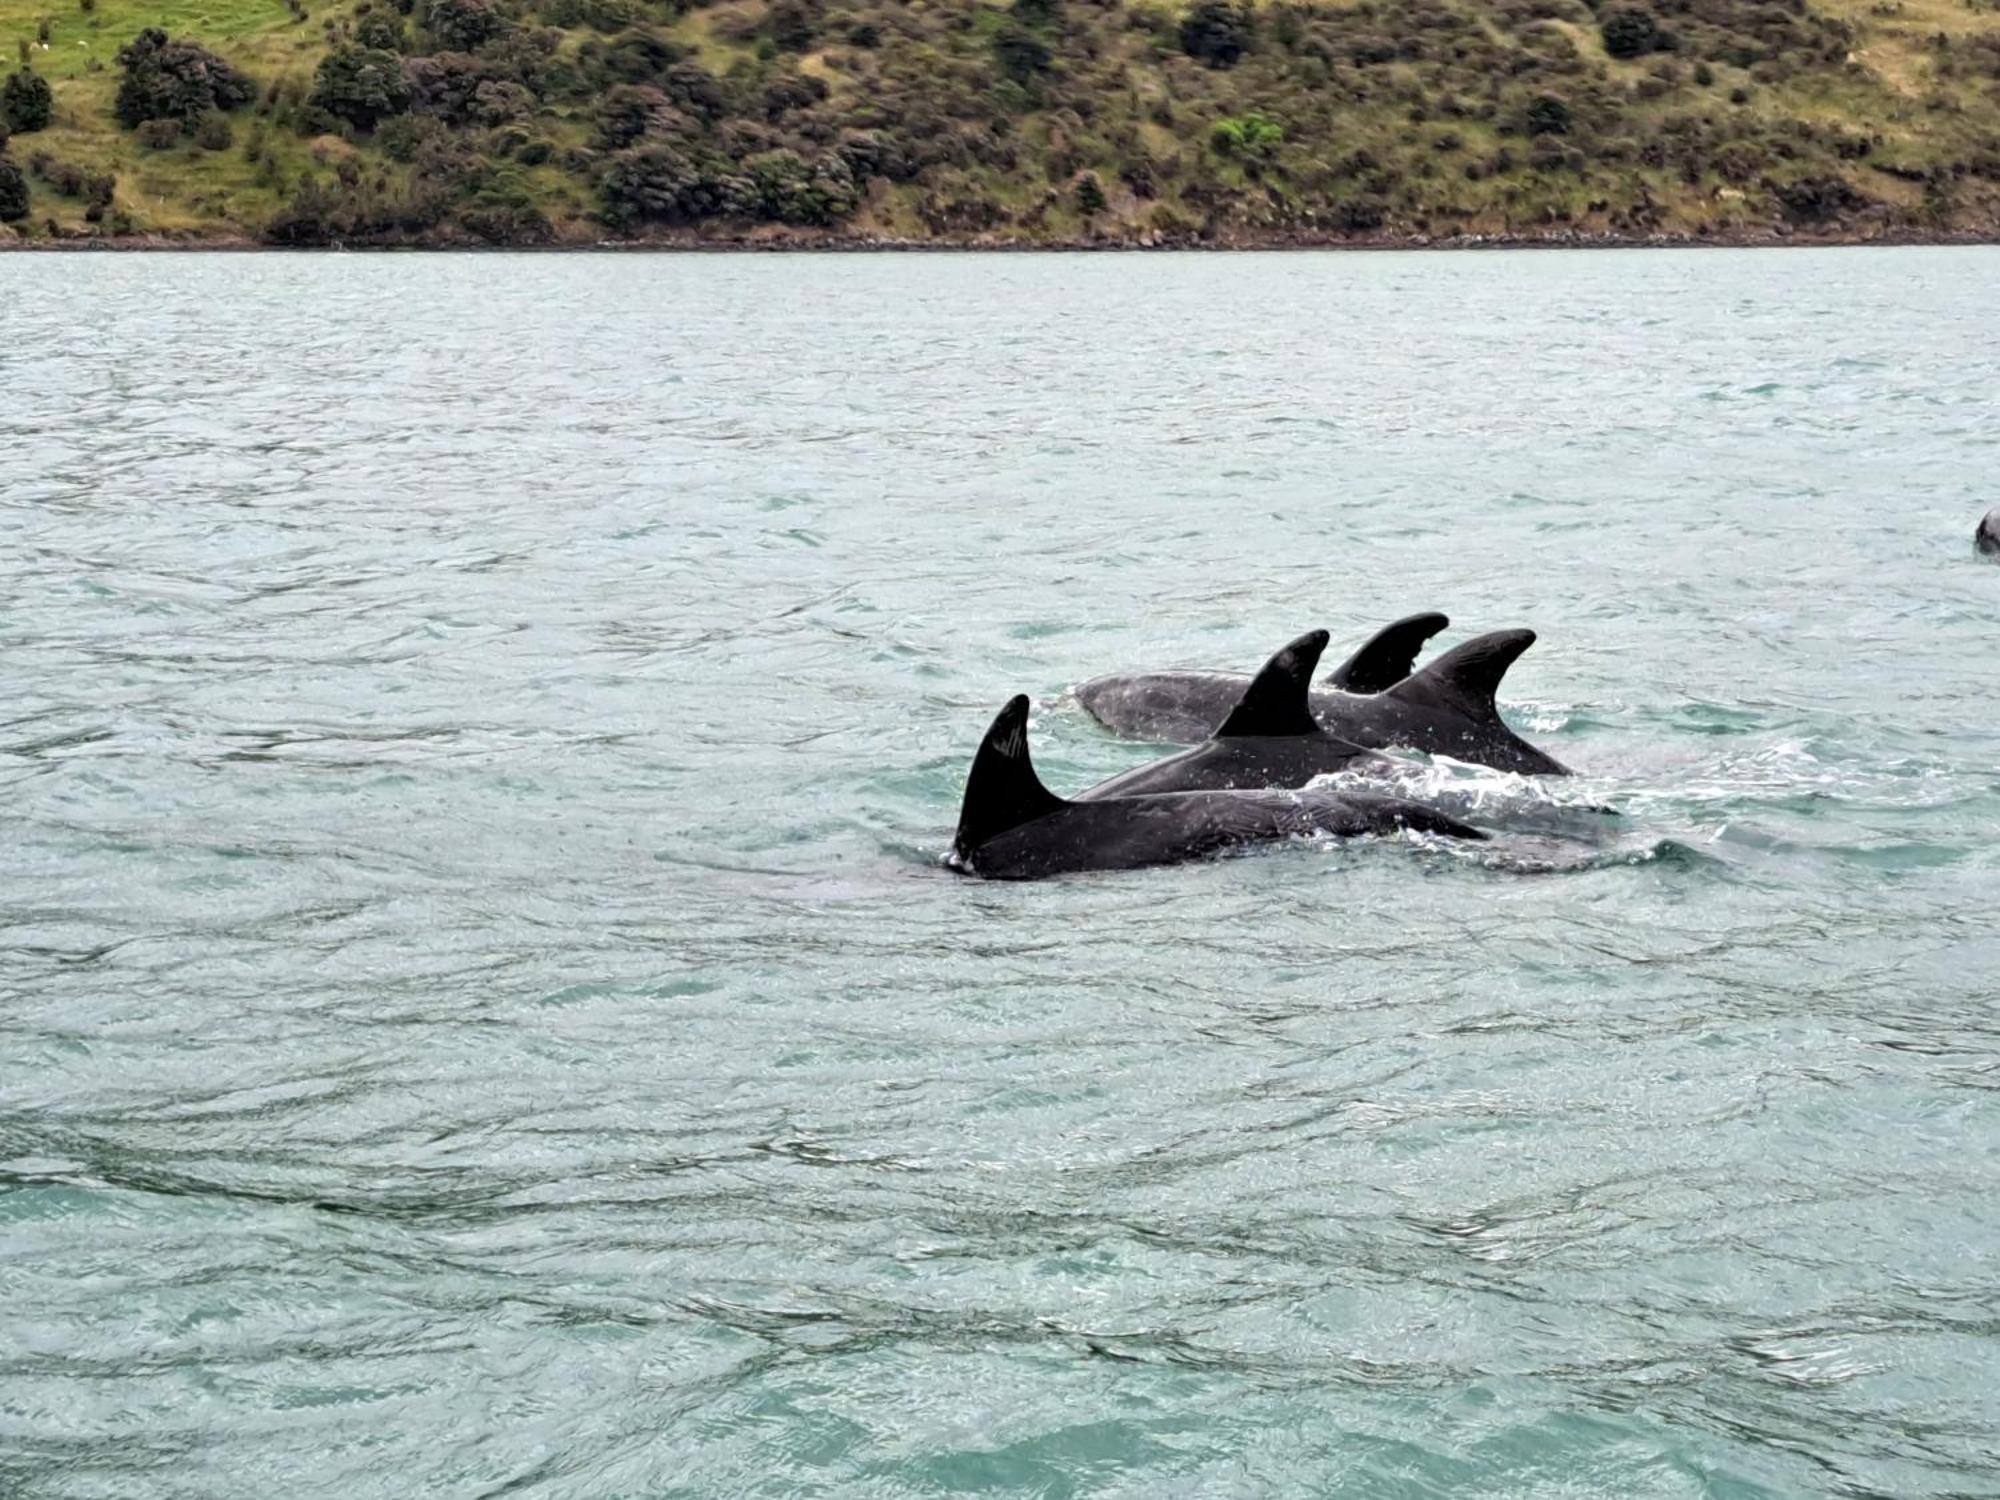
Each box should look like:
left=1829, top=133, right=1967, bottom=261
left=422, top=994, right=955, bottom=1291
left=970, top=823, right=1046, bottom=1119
left=953, top=695, right=1067, bottom=858
left=1214, top=630, right=1329, bottom=738
left=1326, top=611, right=1450, bottom=693
left=1386, top=628, right=1535, bottom=721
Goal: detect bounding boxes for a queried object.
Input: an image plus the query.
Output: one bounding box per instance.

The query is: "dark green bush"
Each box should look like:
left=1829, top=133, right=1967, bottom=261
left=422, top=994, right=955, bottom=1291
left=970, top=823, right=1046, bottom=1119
left=1180, top=0, right=1253, bottom=68
left=0, top=157, right=28, bottom=220
left=1599, top=7, right=1660, bottom=58
left=1525, top=92, right=1571, bottom=134
left=356, top=11, right=406, bottom=50
left=423, top=0, right=504, bottom=51
left=312, top=46, right=412, bottom=128
left=600, top=140, right=702, bottom=224
left=993, top=24, right=1052, bottom=81
left=2, top=69, right=54, bottom=132
left=136, top=117, right=183, bottom=147
left=114, top=30, right=255, bottom=127
left=1775, top=172, right=1857, bottom=220
left=766, top=0, right=814, bottom=50
left=194, top=111, right=232, bottom=148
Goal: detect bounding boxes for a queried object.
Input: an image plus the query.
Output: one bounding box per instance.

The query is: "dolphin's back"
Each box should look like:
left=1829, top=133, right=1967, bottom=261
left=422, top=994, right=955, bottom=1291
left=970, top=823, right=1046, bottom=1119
left=964, top=789, right=1483, bottom=879
left=1074, top=671, right=1252, bottom=744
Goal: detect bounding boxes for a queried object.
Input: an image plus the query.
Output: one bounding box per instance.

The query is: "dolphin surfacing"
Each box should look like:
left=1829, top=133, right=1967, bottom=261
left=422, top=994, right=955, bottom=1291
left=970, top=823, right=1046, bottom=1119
left=947, top=696, right=1486, bottom=880
left=1075, top=612, right=1449, bottom=745
left=1978, top=510, right=2000, bottom=557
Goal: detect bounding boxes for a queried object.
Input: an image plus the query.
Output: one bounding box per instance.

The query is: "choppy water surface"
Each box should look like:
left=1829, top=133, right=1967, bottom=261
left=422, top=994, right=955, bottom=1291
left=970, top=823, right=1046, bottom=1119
left=3, top=249, right=1998, bottom=1498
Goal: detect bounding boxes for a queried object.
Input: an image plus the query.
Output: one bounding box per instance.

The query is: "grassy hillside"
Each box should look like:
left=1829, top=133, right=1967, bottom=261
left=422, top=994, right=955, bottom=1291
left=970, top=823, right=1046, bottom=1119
left=3, top=0, right=2000, bottom=244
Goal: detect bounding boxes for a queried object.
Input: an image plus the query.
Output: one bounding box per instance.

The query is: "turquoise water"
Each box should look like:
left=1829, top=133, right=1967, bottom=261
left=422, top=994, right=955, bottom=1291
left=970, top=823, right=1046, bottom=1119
left=3, top=248, right=1998, bottom=1498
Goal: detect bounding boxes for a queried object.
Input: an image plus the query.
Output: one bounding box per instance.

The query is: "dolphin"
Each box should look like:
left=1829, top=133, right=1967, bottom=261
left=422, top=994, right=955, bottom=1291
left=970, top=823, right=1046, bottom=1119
left=946, top=696, right=1486, bottom=880
left=1073, top=629, right=1391, bottom=800
left=1075, top=612, right=1449, bottom=746
left=1077, top=623, right=1571, bottom=777
left=1978, top=509, right=2000, bottom=557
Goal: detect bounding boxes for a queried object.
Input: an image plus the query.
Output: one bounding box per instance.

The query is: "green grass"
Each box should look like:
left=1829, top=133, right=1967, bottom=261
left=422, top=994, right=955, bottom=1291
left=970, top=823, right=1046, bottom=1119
left=5, top=0, right=2000, bottom=243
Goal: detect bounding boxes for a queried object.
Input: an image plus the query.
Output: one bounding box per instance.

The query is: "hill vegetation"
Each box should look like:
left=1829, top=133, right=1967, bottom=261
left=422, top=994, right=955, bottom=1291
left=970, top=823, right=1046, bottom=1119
left=4, top=0, right=2000, bottom=244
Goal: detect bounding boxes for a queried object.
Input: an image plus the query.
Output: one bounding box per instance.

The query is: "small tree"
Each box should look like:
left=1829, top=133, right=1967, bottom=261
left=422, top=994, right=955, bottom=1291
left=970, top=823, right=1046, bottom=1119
left=310, top=47, right=411, bottom=128
left=1073, top=171, right=1105, bottom=215
left=0, top=157, right=28, bottom=221
left=2, top=69, right=54, bottom=133
left=114, top=30, right=255, bottom=126
left=1525, top=93, right=1571, bottom=136
left=355, top=11, right=405, bottom=49
left=1180, top=0, right=1252, bottom=68
left=993, top=23, right=1051, bottom=82
left=1598, top=8, right=1660, bottom=59
left=1210, top=112, right=1283, bottom=158
left=765, top=0, right=813, bottom=51
left=422, top=0, right=503, bottom=51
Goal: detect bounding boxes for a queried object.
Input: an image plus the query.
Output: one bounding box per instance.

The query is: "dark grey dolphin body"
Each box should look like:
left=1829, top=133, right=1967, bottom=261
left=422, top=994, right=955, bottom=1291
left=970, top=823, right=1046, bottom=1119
left=1075, top=612, right=1448, bottom=748
left=946, top=696, right=1485, bottom=880
left=1077, top=623, right=1572, bottom=777
left=1073, top=629, right=1391, bottom=800
left=1978, top=510, right=2000, bottom=557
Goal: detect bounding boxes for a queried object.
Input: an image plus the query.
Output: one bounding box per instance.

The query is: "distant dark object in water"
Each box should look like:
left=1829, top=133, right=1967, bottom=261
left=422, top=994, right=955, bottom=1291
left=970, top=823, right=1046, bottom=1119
left=1077, top=621, right=1572, bottom=776
left=946, top=695, right=1485, bottom=880
left=1978, top=510, right=2000, bottom=557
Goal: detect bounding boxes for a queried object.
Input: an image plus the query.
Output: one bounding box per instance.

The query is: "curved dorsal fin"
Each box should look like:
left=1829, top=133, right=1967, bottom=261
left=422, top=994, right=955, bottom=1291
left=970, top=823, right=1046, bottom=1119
left=953, top=695, right=1067, bottom=857
left=1385, top=628, right=1535, bottom=721
left=1326, top=611, right=1450, bottom=694
left=1215, top=630, right=1330, bottom=738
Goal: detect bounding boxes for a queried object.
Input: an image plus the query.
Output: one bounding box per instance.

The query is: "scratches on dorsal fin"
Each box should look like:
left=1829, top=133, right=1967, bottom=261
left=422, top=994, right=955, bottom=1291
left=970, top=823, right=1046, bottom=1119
left=1386, top=628, right=1535, bottom=722
left=1326, top=612, right=1451, bottom=694
left=954, top=695, right=1067, bottom=859
left=1214, top=630, right=1329, bottom=739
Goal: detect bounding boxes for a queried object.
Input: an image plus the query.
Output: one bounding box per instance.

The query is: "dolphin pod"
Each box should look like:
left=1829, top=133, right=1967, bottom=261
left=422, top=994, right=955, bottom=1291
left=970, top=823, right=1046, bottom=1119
left=1075, top=613, right=1569, bottom=776
left=947, top=615, right=1580, bottom=879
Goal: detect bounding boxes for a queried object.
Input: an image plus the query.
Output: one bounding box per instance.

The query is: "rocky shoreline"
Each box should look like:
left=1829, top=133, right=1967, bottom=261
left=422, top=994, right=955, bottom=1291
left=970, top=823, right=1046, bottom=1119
left=5, top=222, right=1999, bottom=252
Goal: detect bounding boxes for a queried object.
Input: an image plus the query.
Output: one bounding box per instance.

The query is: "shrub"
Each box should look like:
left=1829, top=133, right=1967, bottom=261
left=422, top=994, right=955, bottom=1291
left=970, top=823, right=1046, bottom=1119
left=137, top=117, right=183, bottom=147
left=766, top=0, right=813, bottom=50
left=600, top=140, right=702, bottom=224
left=424, top=0, right=504, bottom=51
left=1599, top=7, right=1660, bottom=59
left=402, top=52, right=509, bottom=122
left=1776, top=173, right=1857, bottom=220
left=746, top=147, right=856, bottom=223
left=356, top=11, right=406, bottom=49
left=1525, top=92, right=1571, bottom=135
left=0, top=157, right=27, bottom=221
left=1180, top=0, right=1252, bottom=68
left=194, top=111, right=232, bottom=149
left=993, top=24, right=1052, bottom=81
left=115, top=30, right=256, bottom=126
left=311, top=46, right=412, bottom=128
left=473, top=78, right=534, bottom=122
left=1073, top=170, right=1105, bottom=214
left=459, top=182, right=549, bottom=239
left=1210, top=111, right=1282, bottom=157
left=3, top=69, right=54, bottom=133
